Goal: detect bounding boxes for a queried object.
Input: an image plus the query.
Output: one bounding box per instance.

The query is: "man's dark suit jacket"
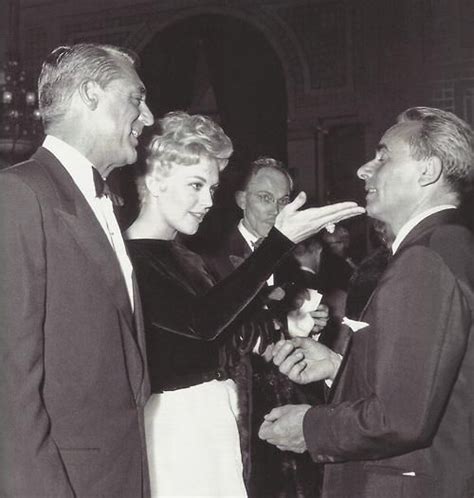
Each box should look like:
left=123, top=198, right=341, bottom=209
left=0, top=148, right=150, bottom=497
left=203, top=224, right=298, bottom=290
left=303, top=210, right=474, bottom=498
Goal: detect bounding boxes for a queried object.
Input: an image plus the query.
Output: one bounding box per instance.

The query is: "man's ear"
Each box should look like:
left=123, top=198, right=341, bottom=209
left=235, top=190, right=246, bottom=210
left=418, top=156, right=443, bottom=187
left=77, top=79, right=100, bottom=111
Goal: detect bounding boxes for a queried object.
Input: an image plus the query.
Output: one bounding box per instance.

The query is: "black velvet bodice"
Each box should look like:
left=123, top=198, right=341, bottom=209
left=126, top=228, right=293, bottom=392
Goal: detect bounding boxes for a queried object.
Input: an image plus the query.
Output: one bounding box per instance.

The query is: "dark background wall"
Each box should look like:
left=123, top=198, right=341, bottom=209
left=2, top=0, right=473, bottom=240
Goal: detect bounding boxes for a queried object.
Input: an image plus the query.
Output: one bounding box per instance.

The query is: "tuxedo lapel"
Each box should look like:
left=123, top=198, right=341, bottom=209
left=33, top=148, right=133, bottom=321
left=228, top=226, right=252, bottom=264
left=357, top=211, right=459, bottom=321
left=396, top=209, right=459, bottom=255
left=132, top=275, right=150, bottom=403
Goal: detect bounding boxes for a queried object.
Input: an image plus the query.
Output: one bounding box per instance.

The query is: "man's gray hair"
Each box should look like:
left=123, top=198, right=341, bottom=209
left=241, top=156, right=294, bottom=192
left=397, top=106, right=474, bottom=195
left=38, top=43, right=137, bottom=130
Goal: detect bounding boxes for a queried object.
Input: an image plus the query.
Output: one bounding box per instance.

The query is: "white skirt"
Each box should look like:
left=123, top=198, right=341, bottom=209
left=145, top=378, right=247, bottom=498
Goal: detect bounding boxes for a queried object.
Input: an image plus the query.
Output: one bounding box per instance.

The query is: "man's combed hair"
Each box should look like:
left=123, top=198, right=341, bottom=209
left=137, top=111, right=233, bottom=203
left=38, top=43, right=137, bottom=129
left=397, top=106, right=474, bottom=194
left=241, top=156, right=293, bottom=192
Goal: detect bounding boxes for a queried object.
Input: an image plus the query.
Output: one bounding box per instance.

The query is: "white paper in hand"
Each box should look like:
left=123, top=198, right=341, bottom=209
left=287, top=289, right=323, bottom=337
left=299, top=289, right=323, bottom=312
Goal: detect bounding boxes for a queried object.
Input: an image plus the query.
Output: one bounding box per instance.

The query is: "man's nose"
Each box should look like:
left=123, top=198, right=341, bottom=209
left=357, top=160, right=373, bottom=180
left=140, top=102, right=154, bottom=126
left=267, top=201, right=281, bottom=215
left=275, top=202, right=286, bottom=214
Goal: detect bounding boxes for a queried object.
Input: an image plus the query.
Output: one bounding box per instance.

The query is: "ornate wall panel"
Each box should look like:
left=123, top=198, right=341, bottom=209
left=277, top=1, right=348, bottom=90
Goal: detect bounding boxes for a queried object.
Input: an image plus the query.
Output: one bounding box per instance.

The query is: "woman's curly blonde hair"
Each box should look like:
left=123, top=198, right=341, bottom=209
left=137, top=111, right=233, bottom=203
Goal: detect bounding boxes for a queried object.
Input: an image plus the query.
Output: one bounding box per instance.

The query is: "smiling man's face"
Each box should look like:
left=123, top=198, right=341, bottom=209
left=357, top=121, right=427, bottom=232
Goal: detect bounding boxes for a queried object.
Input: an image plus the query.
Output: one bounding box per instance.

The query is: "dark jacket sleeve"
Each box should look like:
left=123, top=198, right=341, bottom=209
left=135, top=227, right=294, bottom=341
left=303, top=244, right=472, bottom=463
left=0, top=172, right=75, bottom=497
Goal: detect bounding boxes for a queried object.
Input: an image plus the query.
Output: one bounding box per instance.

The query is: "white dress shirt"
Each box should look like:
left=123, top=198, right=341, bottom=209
left=43, top=135, right=134, bottom=310
left=238, top=219, right=274, bottom=286
left=392, top=205, right=457, bottom=255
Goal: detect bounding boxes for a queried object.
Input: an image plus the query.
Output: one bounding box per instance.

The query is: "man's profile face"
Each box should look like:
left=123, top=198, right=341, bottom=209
left=357, top=121, right=425, bottom=232
left=93, top=58, right=154, bottom=172
left=237, top=168, right=291, bottom=238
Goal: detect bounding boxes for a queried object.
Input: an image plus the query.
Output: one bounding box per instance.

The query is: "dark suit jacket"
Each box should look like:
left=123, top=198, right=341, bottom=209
left=303, top=210, right=474, bottom=498
left=0, top=148, right=150, bottom=497
left=203, top=224, right=299, bottom=291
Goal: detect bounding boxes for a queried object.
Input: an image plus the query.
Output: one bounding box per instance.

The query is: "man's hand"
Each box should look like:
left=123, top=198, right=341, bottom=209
left=310, top=303, right=329, bottom=333
left=258, top=404, right=311, bottom=453
left=272, top=337, right=341, bottom=383
left=274, top=192, right=365, bottom=244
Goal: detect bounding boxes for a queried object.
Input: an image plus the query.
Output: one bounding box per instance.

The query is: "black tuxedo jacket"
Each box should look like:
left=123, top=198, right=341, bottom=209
left=0, top=148, right=150, bottom=497
left=303, top=210, right=474, bottom=498
left=202, top=224, right=298, bottom=289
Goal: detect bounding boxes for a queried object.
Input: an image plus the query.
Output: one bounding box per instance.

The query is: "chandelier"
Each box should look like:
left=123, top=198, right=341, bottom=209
left=0, top=59, right=43, bottom=163
left=0, top=1, right=43, bottom=165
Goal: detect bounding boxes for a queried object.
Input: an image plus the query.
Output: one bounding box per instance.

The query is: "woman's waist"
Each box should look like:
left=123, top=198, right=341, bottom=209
left=151, top=363, right=231, bottom=392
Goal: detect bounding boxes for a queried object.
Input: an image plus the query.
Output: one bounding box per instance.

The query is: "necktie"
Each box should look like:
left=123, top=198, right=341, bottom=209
left=251, top=237, right=264, bottom=250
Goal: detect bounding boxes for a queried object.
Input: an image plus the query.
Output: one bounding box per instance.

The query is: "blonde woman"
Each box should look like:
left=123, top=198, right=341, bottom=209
left=125, top=111, right=363, bottom=496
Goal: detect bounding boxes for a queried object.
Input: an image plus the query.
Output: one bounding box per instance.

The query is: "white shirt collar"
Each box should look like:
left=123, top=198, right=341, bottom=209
left=300, top=266, right=316, bottom=275
left=238, top=219, right=260, bottom=250
left=392, top=205, right=457, bottom=255
left=42, top=135, right=96, bottom=200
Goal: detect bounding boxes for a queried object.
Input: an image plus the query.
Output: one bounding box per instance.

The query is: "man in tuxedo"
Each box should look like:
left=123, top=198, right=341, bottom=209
left=259, top=107, right=474, bottom=498
left=203, top=157, right=326, bottom=497
left=0, top=44, right=154, bottom=497
left=204, top=156, right=295, bottom=284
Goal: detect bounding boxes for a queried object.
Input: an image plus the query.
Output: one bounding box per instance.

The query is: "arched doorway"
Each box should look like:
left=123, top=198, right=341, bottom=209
left=115, top=14, right=287, bottom=240
left=140, top=14, right=287, bottom=164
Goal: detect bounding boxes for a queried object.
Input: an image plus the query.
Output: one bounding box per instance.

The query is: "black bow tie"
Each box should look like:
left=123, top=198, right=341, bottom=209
left=92, top=167, right=108, bottom=198
left=91, top=167, right=124, bottom=206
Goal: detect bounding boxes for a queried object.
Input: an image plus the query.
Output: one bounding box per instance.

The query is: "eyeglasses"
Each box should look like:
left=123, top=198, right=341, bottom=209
left=249, top=191, right=291, bottom=208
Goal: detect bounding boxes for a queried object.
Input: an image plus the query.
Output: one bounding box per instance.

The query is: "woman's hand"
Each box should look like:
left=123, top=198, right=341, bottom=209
left=274, top=192, right=365, bottom=243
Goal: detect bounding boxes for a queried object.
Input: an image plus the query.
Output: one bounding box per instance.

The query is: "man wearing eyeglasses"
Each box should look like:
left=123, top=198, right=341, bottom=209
left=202, top=157, right=325, bottom=498
left=235, top=157, right=293, bottom=256
left=204, top=157, right=293, bottom=283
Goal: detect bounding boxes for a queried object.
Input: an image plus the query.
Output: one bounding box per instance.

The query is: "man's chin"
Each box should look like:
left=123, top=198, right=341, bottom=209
left=263, top=223, right=275, bottom=236
left=365, top=205, right=386, bottom=223
left=127, top=152, right=138, bottom=166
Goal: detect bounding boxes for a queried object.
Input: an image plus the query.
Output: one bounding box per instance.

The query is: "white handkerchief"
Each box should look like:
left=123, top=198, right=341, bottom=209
left=287, top=289, right=323, bottom=337
left=287, top=313, right=315, bottom=337
left=342, top=317, right=370, bottom=332
left=300, top=289, right=323, bottom=312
